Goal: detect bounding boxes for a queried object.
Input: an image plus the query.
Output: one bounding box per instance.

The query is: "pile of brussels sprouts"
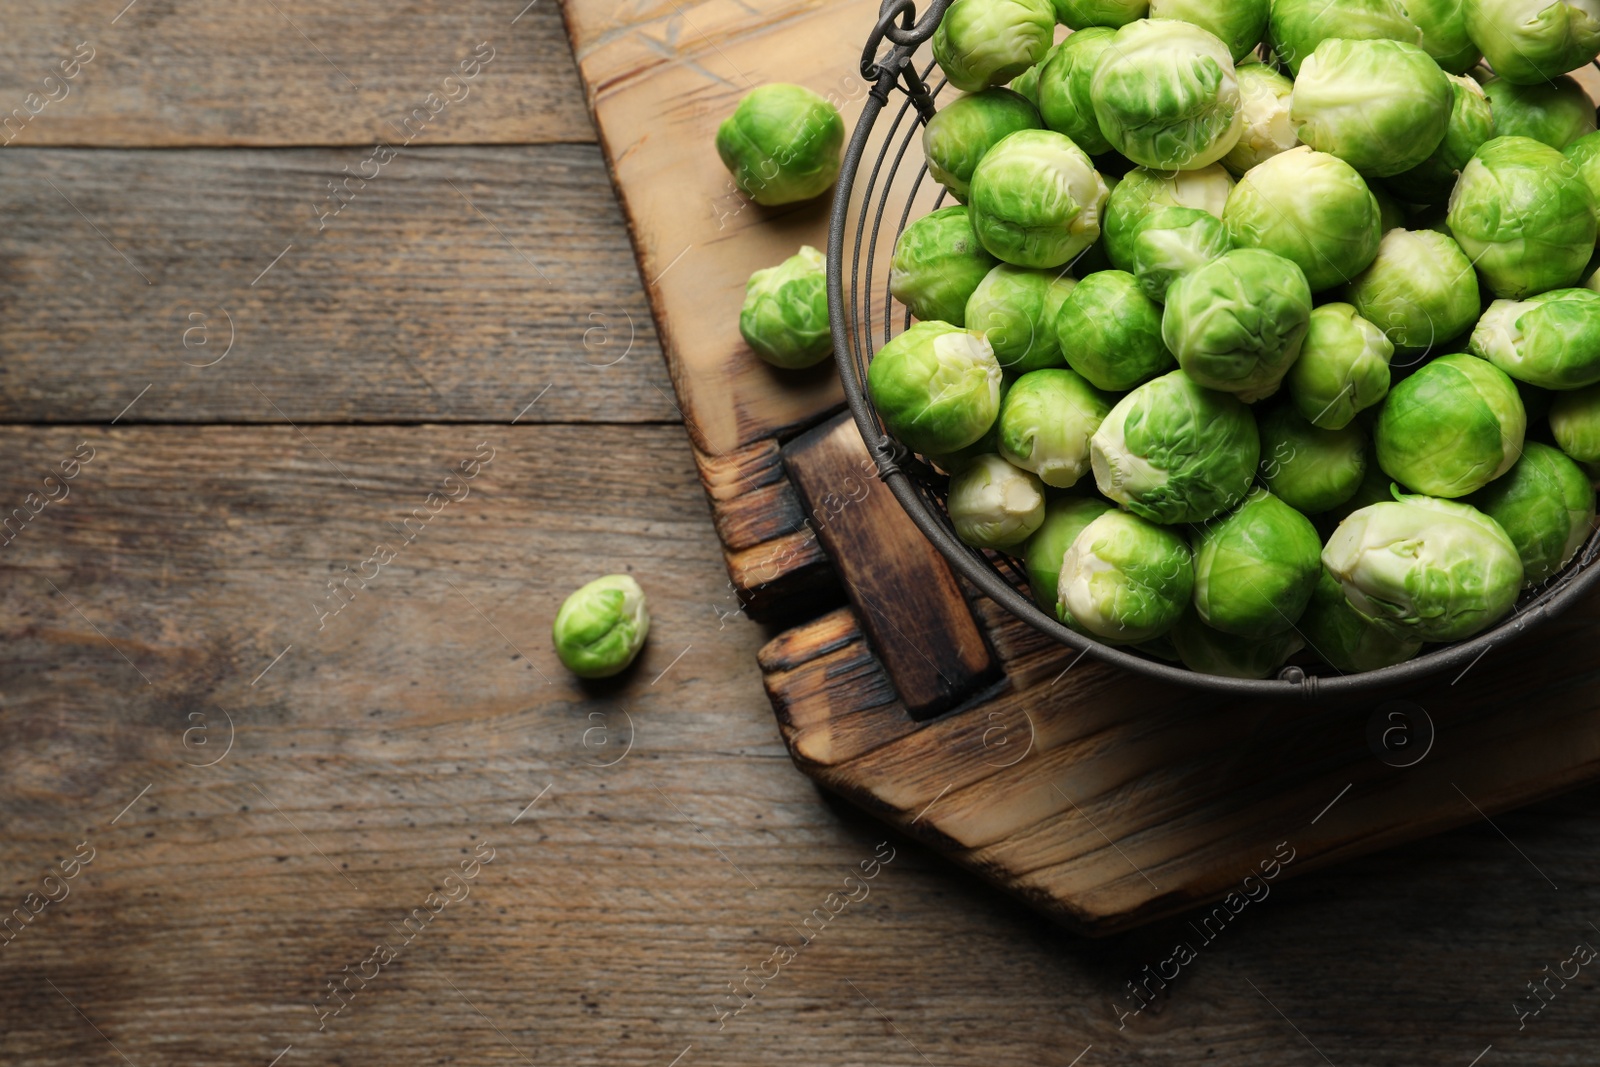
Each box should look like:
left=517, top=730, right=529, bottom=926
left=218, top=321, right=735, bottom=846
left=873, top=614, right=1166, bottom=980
left=869, top=0, right=1600, bottom=679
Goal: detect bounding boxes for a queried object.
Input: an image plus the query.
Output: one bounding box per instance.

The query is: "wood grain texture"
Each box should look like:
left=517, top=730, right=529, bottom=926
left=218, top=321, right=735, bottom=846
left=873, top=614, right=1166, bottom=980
left=0, top=1, right=591, bottom=146
left=2, top=426, right=1599, bottom=1066
left=783, top=414, right=998, bottom=718
left=0, top=145, right=677, bottom=423
left=761, top=576, right=1600, bottom=936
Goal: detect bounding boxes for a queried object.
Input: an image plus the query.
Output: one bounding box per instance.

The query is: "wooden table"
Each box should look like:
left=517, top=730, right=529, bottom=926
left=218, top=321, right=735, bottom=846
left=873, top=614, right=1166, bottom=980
left=1, top=3, right=1596, bottom=1063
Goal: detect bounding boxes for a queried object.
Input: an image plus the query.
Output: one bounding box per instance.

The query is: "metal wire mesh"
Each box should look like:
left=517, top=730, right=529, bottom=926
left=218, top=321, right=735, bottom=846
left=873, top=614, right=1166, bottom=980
left=827, top=3, right=1600, bottom=699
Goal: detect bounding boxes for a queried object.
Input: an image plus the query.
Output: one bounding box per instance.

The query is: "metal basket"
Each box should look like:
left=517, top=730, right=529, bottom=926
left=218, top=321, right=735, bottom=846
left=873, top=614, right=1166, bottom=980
left=826, top=0, right=1600, bottom=699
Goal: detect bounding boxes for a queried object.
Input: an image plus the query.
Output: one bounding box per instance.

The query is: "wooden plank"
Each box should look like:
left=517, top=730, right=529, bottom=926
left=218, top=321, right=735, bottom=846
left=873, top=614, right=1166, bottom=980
left=0, top=1, right=591, bottom=146
left=0, top=145, right=677, bottom=424
left=783, top=413, right=999, bottom=718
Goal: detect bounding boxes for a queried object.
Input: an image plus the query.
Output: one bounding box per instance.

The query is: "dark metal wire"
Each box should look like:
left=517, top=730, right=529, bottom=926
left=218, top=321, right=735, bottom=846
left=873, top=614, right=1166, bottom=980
left=829, top=7, right=1600, bottom=700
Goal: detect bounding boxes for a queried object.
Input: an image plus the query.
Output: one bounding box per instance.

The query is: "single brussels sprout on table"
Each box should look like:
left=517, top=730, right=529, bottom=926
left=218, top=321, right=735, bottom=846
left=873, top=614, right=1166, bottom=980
left=1054, top=269, right=1175, bottom=391
left=1035, top=28, right=1117, bottom=157
left=739, top=245, right=831, bottom=370
left=1374, top=353, right=1527, bottom=498
left=1147, top=0, right=1269, bottom=62
left=1467, top=0, right=1600, bottom=86
left=1162, top=247, right=1313, bottom=402
left=1129, top=206, right=1234, bottom=304
left=1222, top=147, right=1383, bottom=292
left=948, top=453, right=1048, bottom=549
left=868, top=321, right=1002, bottom=456
left=1266, top=0, right=1422, bottom=76
left=1222, top=65, right=1299, bottom=177
left=715, top=84, right=845, bottom=207
left=1298, top=569, right=1423, bottom=673
left=1052, top=0, right=1147, bottom=28
left=1259, top=407, right=1369, bottom=515
left=1470, top=288, right=1600, bottom=389
left=1482, top=75, right=1598, bottom=151
left=1290, top=39, right=1454, bottom=178
left=1385, top=74, right=1496, bottom=205
left=1552, top=382, right=1600, bottom=462
left=889, top=205, right=999, bottom=325
left=1287, top=303, right=1394, bottom=430
left=552, top=575, right=650, bottom=679
left=1405, top=0, right=1482, bottom=72
left=996, top=368, right=1113, bottom=488
left=1090, top=20, right=1243, bottom=171
left=1192, top=488, right=1323, bottom=637
left=968, top=130, right=1110, bottom=269
left=933, top=0, right=1056, bottom=93
left=1471, top=441, right=1597, bottom=586
left=1025, top=496, right=1115, bottom=613
left=1090, top=369, right=1260, bottom=524
left=922, top=89, right=1043, bottom=202
left=1346, top=228, right=1482, bottom=359
left=965, top=263, right=1077, bottom=373
left=1169, top=609, right=1306, bottom=679
left=1057, top=510, right=1194, bottom=643
left=1322, top=493, right=1524, bottom=642
left=1103, top=164, right=1235, bottom=271
left=1447, top=136, right=1598, bottom=299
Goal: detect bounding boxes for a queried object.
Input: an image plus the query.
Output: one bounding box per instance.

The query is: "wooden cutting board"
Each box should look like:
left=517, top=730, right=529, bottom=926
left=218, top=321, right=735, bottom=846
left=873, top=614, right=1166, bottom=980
left=560, top=0, right=1600, bottom=934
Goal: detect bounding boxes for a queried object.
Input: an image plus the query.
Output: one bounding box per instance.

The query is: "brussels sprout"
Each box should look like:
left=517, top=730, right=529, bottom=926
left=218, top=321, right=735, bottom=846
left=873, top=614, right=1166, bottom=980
left=1162, top=248, right=1313, bottom=402
left=1384, top=74, right=1497, bottom=205
left=1090, top=20, right=1244, bottom=171
left=1025, top=496, right=1115, bottom=612
left=715, top=84, right=845, bottom=207
left=1322, top=493, right=1524, bottom=641
left=1374, top=353, right=1527, bottom=497
left=1448, top=136, right=1598, bottom=299
left=1130, top=206, right=1234, bottom=303
left=948, top=454, right=1048, bottom=548
left=552, top=575, right=650, bottom=678
left=1266, top=0, right=1421, bottom=75
left=1565, top=130, right=1600, bottom=213
left=1008, top=43, right=1061, bottom=108
left=1471, top=441, right=1597, bottom=585
left=1298, top=569, right=1423, bottom=673
left=1057, top=510, right=1194, bottom=643
left=934, top=0, right=1056, bottom=93
left=1471, top=289, right=1600, bottom=389
left=1551, top=381, right=1600, bottom=461
left=1405, top=0, right=1482, bottom=72
left=965, top=264, right=1077, bottom=372
left=1222, top=65, right=1298, bottom=177
left=997, top=368, right=1113, bottom=487
left=1036, top=28, right=1116, bottom=156
left=1346, top=228, right=1482, bottom=358
left=868, top=321, right=1002, bottom=455
left=1147, top=0, right=1270, bottom=62
left=1290, top=39, right=1453, bottom=178
left=1191, top=488, right=1322, bottom=637
left=1169, top=609, right=1305, bottom=678
left=1286, top=303, right=1394, bottom=431
left=739, top=246, right=832, bottom=369
left=1052, top=0, right=1147, bottom=28
left=1467, top=0, right=1600, bottom=86
left=889, top=205, right=999, bottom=325
left=1090, top=369, right=1260, bottom=523
left=1055, top=269, right=1176, bottom=390
left=1103, top=164, right=1234, bottom=271
left=968, top=130, right=1110, bottom=269
left=1222, top=147, right=1383, bottom=292
left=923, top=89, right=1043, bottom=202
left=1483, top=75, right=1598, bottom=151
left=1258, top=406, right=1368, bottom=514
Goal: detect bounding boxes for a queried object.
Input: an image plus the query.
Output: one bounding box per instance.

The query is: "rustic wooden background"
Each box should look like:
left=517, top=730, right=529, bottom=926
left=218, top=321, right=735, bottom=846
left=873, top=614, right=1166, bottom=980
left=1, top=1, right=1597, bottom=1063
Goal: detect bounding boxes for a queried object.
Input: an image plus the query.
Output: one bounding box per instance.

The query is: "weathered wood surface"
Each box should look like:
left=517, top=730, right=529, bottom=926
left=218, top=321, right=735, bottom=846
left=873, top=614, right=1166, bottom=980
left=0, top=146, right=675, bottom=424
left=1, top=426, right=1598, bottom=1066
left=0, top=1, right=591, bottom=146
